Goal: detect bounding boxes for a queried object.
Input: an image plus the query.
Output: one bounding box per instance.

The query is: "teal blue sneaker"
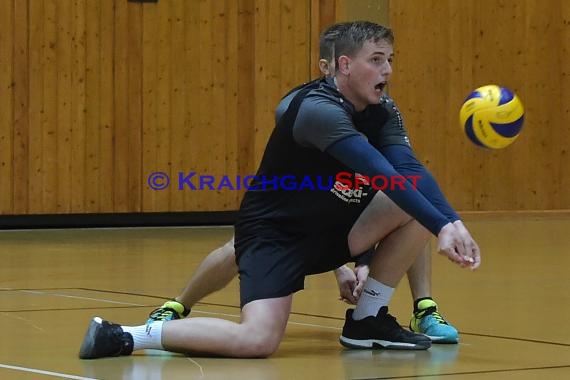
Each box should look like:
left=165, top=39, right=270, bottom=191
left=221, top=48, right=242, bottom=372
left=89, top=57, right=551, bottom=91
left=146, top=300, right=190, bottom=324
left=409, top=299, right=458, bottom=344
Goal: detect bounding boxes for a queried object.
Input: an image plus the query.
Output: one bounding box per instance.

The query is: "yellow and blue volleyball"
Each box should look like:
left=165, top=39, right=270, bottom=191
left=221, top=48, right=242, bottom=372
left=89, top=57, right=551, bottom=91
left=459, top=84, right=525, bottom=149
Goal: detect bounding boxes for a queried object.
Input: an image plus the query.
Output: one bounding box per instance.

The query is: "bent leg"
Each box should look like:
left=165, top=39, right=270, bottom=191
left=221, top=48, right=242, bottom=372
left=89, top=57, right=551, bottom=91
left=367, top=219, right=429, bottom=286
left=407, top=242, right=459, bottom=343
left=348, top=191, right=430, bottom=287
left=161, top=296, right=292, bottom=357
left=80, top=296, right=292, bottom=359
left=176, top=238, right=238, bottom=309
left=346, top=191, right=457, bottom=344
left=339, top=191, right=432, bottom=350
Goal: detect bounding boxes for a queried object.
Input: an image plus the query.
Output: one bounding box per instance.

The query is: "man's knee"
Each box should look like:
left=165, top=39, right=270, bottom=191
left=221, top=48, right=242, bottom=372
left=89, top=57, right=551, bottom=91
left=404, top=221, right=431, bottom=249
left=238, top=297, right=291, bottom=357
left=347, top=230, right=372, bottom=257
left=240, top=327, right=283, bottom=357
left=347, top=215, right=425, bottom=256
left=347, top=194, right=414, bottom=255
left=223, top=238, right=236, bottom=256
left=220, top=238, right=237, bottom=271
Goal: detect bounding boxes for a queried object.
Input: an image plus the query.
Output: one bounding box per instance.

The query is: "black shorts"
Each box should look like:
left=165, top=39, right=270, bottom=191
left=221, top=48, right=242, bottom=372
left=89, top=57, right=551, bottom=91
left=235, top=186, right=376, bottom=307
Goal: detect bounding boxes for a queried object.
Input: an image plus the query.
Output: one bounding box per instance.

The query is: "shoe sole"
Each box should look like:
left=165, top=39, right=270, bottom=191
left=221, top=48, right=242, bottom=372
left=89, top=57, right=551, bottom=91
left=79, top=317, right=103, bottom=359
left=409, top=323, right=459, bottom=344
left=339, top=336, right=431, bottom=350
left=423, top=334, right=459, bottom=344
left=409, top=327, right=459, bottom=344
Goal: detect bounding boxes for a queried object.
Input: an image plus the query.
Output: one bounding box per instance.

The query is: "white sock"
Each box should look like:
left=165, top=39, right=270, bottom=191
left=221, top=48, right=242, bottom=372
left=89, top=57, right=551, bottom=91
left=352, top=277, right=395, bottom=321
left=122, top=322, right=164, bottom=351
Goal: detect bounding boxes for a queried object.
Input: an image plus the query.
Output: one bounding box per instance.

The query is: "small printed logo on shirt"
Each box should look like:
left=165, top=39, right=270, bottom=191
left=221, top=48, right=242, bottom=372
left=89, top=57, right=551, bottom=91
left=330, top=180, right=369, bottom=204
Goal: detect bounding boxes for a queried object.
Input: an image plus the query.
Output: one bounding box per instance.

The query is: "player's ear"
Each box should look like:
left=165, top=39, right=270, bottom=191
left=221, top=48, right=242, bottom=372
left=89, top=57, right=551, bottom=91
left=319, top=59, right=330, bottom=76
left=337, top=55, right=351, bottom=75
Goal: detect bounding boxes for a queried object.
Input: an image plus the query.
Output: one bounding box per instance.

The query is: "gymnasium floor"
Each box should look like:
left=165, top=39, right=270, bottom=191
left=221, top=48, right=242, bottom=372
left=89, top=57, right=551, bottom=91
left=0, top=214, right=569, bottom=379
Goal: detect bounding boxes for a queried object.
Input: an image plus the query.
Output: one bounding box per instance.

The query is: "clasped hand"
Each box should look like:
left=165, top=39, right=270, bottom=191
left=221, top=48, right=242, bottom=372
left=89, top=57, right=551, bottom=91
left=437, top=221, right=481, bottom=269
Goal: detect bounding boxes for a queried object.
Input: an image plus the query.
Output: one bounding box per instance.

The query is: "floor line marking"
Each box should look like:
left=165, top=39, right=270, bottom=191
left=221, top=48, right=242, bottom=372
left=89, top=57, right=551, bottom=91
left=0, top=363, right=99, bottom=380
left=18, top=290, right=146, bottom=306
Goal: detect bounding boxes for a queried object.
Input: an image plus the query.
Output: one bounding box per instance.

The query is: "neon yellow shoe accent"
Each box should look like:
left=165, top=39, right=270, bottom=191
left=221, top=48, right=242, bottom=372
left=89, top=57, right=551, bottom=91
left=162, top=300, right=186, bottom=315
left=146, top=300, right=189, bottom=324
left=409, top=299, right=458, bottom=343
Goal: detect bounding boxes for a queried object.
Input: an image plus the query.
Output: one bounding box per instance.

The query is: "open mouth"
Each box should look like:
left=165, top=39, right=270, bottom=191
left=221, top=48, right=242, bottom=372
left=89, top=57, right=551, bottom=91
left=375, top=82, right=387, bottom=92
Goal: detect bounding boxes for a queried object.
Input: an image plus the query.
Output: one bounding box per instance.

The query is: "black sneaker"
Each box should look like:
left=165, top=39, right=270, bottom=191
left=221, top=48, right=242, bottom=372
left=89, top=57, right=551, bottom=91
left=79, top=317, right=134, bottom=359
left=340, top=307, right=431, bottom=350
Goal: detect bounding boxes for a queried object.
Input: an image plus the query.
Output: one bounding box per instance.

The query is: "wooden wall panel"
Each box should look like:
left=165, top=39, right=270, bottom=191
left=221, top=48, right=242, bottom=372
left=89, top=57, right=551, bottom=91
left=85, top=0, right=101, bottom=212
left=389, top=0, right=570, bottom=211
left=223, top=0, right=240, bottom=212
left=134, top=0, right=313, bottom=212
left=113, top=0, right=130, bottom=212
left=138, top=0, right=254, bottom=212
left=560, top=1, right=570, bottom=200
left=235, top=0, right=256, bottom=199
left=335, top=0, right=389, bottom=25
left=310, top=0, right=333, bottom=78
left=195, top=0, right=228, bottom=211
left=55, top=0, right=72, bottom=213
left=11, top=0, right=29, bottom=214
left=0, top=0, right=13, bottom=213
left=117, top=1, right=144, bottom=212
left=4, top=0, right=566, bottom=216
left=27, top=0, right=45, bottom=213
left=69, top=0, right=87, bottom=213
left=252, top=0, right=311, bottom=165
left=127, top=4, right=144, bottom=212
left=99, top=0, right=116, bottom=212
